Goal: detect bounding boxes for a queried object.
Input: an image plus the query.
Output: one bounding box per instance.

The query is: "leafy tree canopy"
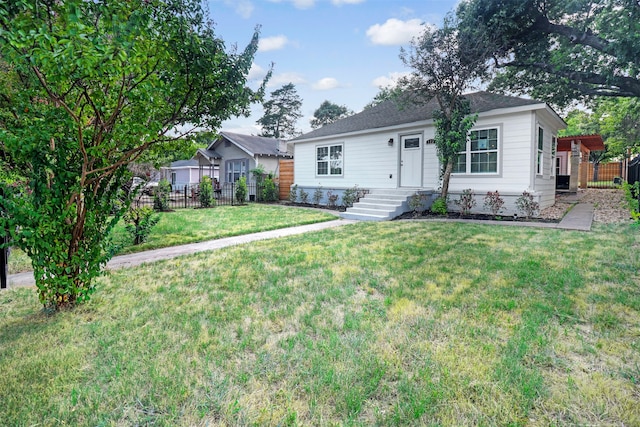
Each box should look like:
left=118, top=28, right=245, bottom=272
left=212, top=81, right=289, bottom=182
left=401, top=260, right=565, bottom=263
left=310, top=100, right=353, bottom=129
left=399, top=14, right=491, bottom=198
left=457, top=0, right=640, bottom=107
left=0, top=0, right=265, bottom=309
left=257, top=83, right=303, bottom=139
left=363, top=86, right=404, bottom=110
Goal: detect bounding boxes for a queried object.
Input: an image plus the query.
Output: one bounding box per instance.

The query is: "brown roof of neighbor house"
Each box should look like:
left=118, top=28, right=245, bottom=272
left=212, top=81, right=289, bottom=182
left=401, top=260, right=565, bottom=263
left=291, top=91, right=557, bottom=142
left=557, top=134, right=605, bottom=152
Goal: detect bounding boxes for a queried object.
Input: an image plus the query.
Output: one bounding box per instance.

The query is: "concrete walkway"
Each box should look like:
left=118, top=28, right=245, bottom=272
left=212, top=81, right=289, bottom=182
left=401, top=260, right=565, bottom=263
left=4, top=202, right=595, bottom=289
left=5, top=219, right=356, bottom=289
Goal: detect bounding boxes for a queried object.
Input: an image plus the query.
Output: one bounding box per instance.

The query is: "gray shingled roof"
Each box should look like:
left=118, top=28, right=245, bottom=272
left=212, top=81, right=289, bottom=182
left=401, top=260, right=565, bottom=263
left=170, top=159, right=200, bottom=168
left=218, top=131, right=291, bottom=157
left=291, top=91, right=545, bottom=142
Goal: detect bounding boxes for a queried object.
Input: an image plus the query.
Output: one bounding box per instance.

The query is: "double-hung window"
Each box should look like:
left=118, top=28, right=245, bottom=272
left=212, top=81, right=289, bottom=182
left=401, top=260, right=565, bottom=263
left=453, top=128, right=499, bottom=174
left=537, top=127, right=544, bottom=175
left=316, top=144, right=343, bottom=176
left=226, top=159, right=246, bottom=183
left=551, top=135, right=557, bottom=176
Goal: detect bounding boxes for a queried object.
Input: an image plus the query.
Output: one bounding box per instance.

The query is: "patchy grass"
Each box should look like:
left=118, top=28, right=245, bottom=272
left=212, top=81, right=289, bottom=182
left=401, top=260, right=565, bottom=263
left=7, top=204, right=336, bottom=273
left=1, top=221, right=638, bottom=426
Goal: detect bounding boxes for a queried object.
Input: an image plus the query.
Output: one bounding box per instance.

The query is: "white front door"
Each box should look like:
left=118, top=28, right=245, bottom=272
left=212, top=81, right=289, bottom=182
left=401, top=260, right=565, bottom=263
left=400, top=134, right=422, bottom=187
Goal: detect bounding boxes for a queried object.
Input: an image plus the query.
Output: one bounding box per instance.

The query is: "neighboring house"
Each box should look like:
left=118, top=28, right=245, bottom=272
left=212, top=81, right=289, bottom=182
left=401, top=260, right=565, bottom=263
left=160, top=159, right=218, bottom=189
left=290, top=91, right=566, bottom=220
left=193, top=131, right=292, bottom=199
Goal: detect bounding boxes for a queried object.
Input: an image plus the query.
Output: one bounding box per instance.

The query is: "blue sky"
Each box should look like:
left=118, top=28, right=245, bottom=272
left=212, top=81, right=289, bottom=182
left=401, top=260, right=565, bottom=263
left=206, top=0, right=460, bottom=136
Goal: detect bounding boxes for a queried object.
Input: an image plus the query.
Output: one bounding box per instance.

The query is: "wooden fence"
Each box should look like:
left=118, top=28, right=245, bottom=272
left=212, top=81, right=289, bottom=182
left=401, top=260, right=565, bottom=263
left=279, top=159, right=294, bottom=200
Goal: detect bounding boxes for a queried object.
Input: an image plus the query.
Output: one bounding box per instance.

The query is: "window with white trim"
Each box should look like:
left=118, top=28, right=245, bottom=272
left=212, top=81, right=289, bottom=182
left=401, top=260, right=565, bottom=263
left=453, top=128, right=499, bottom=174
left=316, top=144, right=343, bottom=176
left=537, top=127, right=544, bottom=175
left=226, top=159, right=247, bottom=183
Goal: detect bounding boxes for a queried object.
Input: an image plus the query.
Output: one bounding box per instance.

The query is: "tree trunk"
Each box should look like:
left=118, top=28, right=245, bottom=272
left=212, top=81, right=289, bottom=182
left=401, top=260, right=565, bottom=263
left=441, top=159, right=454, bottom=199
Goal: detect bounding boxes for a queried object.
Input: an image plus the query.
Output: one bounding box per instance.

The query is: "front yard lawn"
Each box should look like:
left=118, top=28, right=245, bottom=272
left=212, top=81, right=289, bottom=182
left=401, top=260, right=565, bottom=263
left=7, top=204, right=337, bottom=273
left=1, top=221, right=639, bottom=425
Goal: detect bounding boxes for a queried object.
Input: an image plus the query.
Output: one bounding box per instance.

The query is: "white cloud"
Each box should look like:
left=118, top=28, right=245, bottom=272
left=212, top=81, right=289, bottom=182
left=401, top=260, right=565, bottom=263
left=248, top=63, right=267, bottom=80
left=371, top=72, right=410, bottom=89
left=223, top=0, right=254, bottom=18
left=258, top=35, right=289, bottom=52
left=267, top=72, right=307, bottom=87
left=312, top=77, right=340, bottom=90
left=366, top=18, right=425, bottom=46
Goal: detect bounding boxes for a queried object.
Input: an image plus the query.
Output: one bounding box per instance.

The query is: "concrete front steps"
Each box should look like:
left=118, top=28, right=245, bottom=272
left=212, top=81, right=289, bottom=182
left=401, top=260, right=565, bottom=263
left=340, top=188, right=425, bottom=221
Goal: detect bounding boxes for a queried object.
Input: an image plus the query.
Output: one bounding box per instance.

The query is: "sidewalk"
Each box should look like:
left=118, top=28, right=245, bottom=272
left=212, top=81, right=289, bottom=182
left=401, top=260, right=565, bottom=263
left=4, top=202, right=595, bottom=289
left=6, top=219, right=356, bottom=289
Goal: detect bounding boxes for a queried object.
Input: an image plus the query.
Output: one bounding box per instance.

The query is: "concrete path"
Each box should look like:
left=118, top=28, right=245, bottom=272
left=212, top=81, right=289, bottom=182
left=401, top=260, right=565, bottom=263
left=5, top=219, right=356, bottom=289
left=4, top=202, right=596, bottom=290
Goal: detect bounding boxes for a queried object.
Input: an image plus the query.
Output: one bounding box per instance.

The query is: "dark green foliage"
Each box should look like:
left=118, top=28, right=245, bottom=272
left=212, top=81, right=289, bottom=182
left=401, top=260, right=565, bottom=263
left=257, top=83, right=302, bottom=139
left=430, top=197, right=448, bottom=215
left=262, top=177, right=278, bottom=202
left=0, top=0, right=264, bottom=309
left=123, top=206, right=160, bottom=245
left=235, top=176, right=248, bottom=204
left=154, top=179, right=172, bottom=212
left=298, top=188, right=309, bottom=204
left=310, top=100, right=352, bottom=129
left=288, top=184, right=298, bottom=203
left=199, top=178, right=214, bottom=208
left=408, top=193, right=428, bottom=218
left=341, top=186, right=362, bottom=208
left=312, top=187, right=323, bottom=206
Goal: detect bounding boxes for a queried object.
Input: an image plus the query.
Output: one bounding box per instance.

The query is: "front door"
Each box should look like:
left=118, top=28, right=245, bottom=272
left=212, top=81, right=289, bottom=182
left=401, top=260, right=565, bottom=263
left=400, top=134, right=422, bottom=187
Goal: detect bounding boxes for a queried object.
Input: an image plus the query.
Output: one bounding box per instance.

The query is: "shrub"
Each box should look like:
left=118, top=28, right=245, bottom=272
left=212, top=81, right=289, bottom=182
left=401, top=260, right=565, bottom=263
left=313, top=186, right=323, bottom=205
left=262, top=176, right=278, bottom=202
left=123, top=206, right=160, bottom=245
left=288, top=184, right=298, bottom=203
left=199, top=178, right=214, bottom=208
left=235, top=176, right=248, bottom=204
left=623, top=181, right=640, bottom=223
left=299, top=187, right=309, bottom=204
left=430, top=197, right=448, bottom=215
left=408, top=193, right=427, bottom=218
left=483, top=190, right=505, bottom=217
left=515, top=191, right=539, bottom=219
left=326, top=190, right=339, bottom=208
left=341, top=185, right=361, bottom=208
left=454, top=188, right=476, bottom=216
left=153, top=178, right=171, bottom=211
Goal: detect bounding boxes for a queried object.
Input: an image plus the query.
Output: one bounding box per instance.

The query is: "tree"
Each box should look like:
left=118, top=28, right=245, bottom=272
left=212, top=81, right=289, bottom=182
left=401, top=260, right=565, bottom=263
left=257, top=83, right=302, bottom=139
left=363, top=86, right=403, bottom=110
left=399, top=15, right=491, bottom=199
left=310, top=100, right=352, bottom=129
left=457, top=0, right=640, bottom=107
left=0, top=0, right=265, bottom=310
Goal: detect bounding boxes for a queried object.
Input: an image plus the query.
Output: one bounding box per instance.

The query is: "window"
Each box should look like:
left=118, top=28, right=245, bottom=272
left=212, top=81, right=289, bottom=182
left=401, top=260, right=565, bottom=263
left=551, top=135, right=557, bottom=176
left=453, top=128, right=499, bottom=174
left=226, top=159, right=246, bottom=183
left=317, top=144, right=343, bottom=176
left=537, top=127, right=544, bottom=175
left=404, top=137, right=420, bottom=149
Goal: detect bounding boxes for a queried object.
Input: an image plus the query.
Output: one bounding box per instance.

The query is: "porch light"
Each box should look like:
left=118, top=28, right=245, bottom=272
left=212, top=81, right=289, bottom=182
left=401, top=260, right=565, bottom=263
left=388, top=138, right=394, bottom=146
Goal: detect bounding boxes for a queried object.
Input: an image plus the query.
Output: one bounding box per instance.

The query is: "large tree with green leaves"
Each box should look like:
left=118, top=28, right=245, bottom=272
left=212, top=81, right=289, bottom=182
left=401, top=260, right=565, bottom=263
left=310, top=100, right=352, bottom=129
left=257, top=83, right=302, bottom=139
left=457, top=0, right=640, bottom=107
left=0, top=0, right=265, bottom=309
left=399, top=15, right=491, bottom=199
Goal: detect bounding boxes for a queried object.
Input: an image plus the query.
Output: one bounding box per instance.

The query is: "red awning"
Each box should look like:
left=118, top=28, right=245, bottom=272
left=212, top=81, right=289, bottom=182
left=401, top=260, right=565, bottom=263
left=557, top=134, right=605, bottom=152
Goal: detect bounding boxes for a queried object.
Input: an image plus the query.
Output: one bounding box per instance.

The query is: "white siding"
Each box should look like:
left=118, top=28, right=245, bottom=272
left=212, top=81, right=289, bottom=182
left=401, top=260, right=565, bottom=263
left=532, top=110, right=560, bottom=209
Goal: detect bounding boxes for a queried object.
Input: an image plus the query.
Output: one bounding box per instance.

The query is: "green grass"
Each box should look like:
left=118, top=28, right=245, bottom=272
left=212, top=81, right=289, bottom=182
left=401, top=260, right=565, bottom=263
left=7, top=204, right=337, bottom=273
left=1, top=221, right=639, bottom=426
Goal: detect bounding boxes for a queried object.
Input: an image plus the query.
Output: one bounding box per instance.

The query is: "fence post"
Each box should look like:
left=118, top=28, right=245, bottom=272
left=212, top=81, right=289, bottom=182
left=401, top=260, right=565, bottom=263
left=184, top=186, right=187, bottom=209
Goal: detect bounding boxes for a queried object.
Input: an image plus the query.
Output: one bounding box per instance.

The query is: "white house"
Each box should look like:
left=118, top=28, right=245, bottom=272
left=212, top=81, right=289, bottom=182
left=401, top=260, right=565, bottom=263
left=161, top=159, right=217, bottom=190
left=289, top=91, right=566, bottom=221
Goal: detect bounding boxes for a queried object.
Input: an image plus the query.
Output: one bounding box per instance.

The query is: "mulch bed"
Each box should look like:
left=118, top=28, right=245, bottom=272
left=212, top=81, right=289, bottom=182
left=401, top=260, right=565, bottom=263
left=394, top=211, right=560, bottom=223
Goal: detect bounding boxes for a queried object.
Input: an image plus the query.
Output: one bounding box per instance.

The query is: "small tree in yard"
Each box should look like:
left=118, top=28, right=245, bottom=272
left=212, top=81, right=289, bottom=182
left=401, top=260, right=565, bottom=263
left=0, top=0, right=266, bottom=310
left=153, top=179, right=172, bottom=212
left=454, top=188, right=476, bottom=216
left=199, top=177, right=214, bottom=208
left=235, top=176, right=248, bottom=204
left=123, top=207, right=159, bottom=246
